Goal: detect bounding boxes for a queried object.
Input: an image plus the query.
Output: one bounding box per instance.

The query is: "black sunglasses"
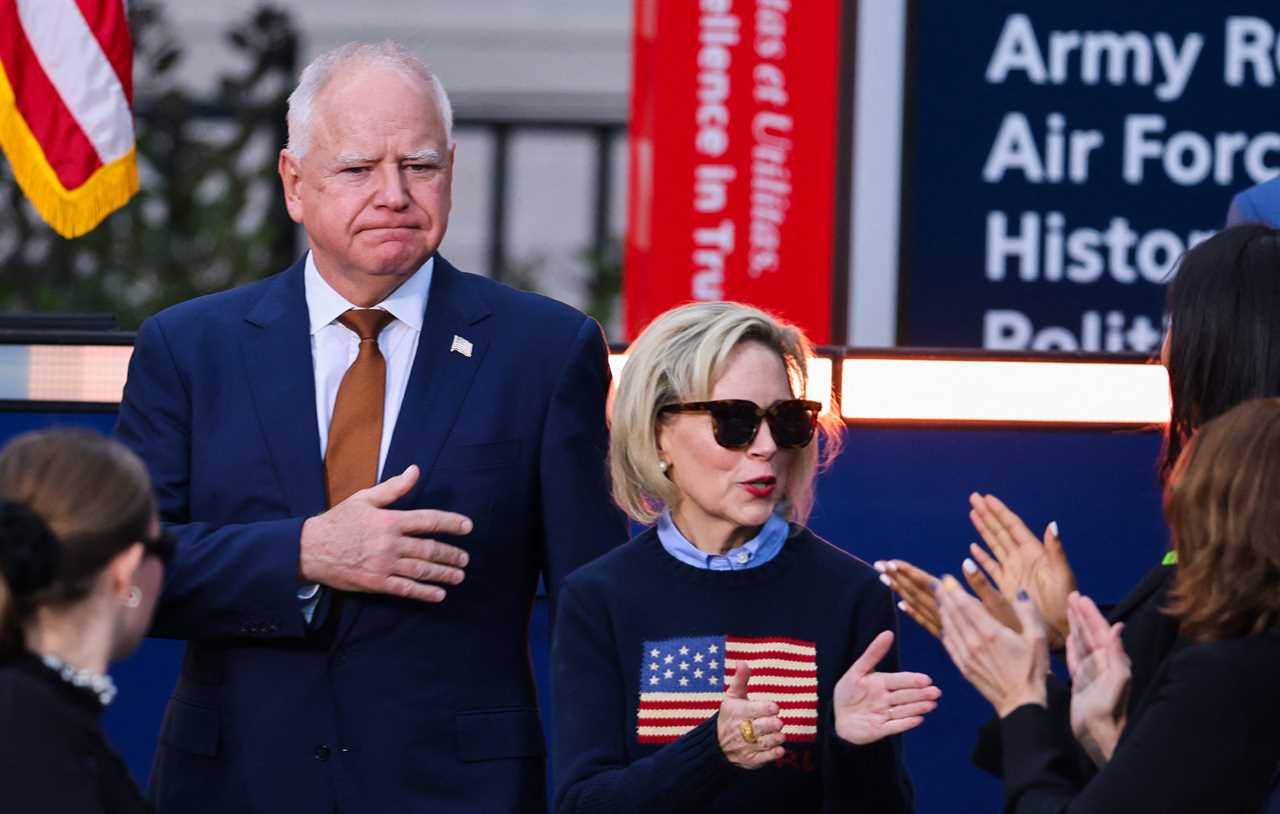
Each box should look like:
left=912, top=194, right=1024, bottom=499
left=142, top=529, right=176, bottom=566
left=659, top=399, right=822, bottom=449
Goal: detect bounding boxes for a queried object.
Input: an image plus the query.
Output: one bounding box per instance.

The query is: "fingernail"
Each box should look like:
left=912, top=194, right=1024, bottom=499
left=962, top=557, right=977, bottom=574
left=1017, top=590, right=1030, bottom=601
left=462, top=519, right=474, bottom=534
left=931, top=579, right=941, bottom=593
left=887, top=561, right=898, bottom=572
left=938, top=627, right=945, bottom=638
left=1049, top=520, right=1059, bottom=538
left=897, top=600, right=908, bottom=613
left=879, top=574, right=893, bottom=587
left=873, top=561, right=886, bottom=573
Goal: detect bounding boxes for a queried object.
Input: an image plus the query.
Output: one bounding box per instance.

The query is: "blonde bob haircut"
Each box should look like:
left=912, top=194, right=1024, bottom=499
left=610, top=301, right=843, bottom=526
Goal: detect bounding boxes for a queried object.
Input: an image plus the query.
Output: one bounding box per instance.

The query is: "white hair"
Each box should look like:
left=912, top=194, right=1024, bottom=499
left=285, top=40, right=454, bottom=158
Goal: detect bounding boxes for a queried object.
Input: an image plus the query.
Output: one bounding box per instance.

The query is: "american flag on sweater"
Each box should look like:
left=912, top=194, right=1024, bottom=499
left=636, top=635, right=818, bottom=744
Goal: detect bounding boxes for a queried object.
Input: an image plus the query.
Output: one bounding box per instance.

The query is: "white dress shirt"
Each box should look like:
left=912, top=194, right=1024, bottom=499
left=305, top=251, right=433, bottom=476
left=297, top=252, right=433, bottom=615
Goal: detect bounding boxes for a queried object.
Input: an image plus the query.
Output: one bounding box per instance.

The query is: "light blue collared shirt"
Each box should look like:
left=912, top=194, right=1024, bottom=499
left=656, top=511, right=789, bottom=571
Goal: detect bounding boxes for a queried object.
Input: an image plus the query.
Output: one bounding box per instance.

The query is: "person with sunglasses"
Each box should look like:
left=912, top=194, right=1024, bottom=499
left=0, top=429, right=171, bottom=814
left=552, top=302, right=938, bottom=813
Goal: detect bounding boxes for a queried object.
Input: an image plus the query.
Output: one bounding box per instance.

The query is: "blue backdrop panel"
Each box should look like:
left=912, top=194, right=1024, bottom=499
left=901, top=1, right=1280, bottom=350
left=0, top=412, right=1165, bottom=812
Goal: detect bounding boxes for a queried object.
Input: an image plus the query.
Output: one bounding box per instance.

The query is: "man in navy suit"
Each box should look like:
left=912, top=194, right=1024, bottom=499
left=116, top=41, right=627, bottom=813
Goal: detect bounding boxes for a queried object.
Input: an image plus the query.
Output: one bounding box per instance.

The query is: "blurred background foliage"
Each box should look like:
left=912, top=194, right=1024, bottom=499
left=0, top=2, right=299, bottom=329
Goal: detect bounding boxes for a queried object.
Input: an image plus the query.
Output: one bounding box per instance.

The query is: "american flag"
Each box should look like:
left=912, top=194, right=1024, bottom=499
left=636, top=635, right=818, bottom=744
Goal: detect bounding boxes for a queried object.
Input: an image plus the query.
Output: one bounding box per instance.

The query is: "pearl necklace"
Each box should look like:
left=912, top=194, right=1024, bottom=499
left=39, top=654, right=117, bottom=706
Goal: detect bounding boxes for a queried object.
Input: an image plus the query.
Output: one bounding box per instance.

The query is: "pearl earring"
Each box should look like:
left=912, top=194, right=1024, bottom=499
left=126, top=586, right=143, bottom=609
left=658, top=460, right=669, bottom=473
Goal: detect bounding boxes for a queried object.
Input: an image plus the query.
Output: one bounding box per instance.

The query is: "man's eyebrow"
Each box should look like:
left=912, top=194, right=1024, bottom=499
left=333, top=152, right=376, bottom=165
left=403, top=148, right=445, bottom=164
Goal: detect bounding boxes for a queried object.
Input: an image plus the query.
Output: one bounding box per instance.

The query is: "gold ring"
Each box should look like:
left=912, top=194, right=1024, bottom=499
left=738, top=719, right=758, bottom=744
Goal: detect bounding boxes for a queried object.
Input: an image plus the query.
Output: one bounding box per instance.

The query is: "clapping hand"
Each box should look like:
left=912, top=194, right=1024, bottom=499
left=299, top=465, right=473, bottom=603
left=876, top=558, right=1019, bottom=639
left=834, top=631, right=941, bottom=745
left=967, top=493, right=1076, bottom=649
left=1066, top=591, right=1130, bottom=766
left=716, top=662, right=787, bottom=768
left=937, top=576, right=1050, bottom=717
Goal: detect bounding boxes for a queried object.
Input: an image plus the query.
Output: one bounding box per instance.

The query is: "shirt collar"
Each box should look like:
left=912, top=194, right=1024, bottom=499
left=303, top=252, right=433, bottom=335
left=656, top=511, right=789, bottom=570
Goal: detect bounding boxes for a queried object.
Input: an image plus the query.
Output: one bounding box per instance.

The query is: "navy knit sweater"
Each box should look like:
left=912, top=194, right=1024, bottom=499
left=551, top=525, right=915, bottom=813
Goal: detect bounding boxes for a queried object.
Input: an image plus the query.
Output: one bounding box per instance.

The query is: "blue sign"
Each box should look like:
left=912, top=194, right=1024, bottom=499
left=899, top=2, right=1280, bottom=349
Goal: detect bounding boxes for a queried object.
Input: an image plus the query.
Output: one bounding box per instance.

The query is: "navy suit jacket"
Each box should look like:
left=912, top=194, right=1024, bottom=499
left=1227, top=176, right=1280, bottom=227
left=115, top=256, right=628, bottom=813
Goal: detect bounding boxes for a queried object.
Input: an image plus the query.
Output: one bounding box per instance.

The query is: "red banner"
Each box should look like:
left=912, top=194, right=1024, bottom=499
left=624, top=0, right=848, bottom=343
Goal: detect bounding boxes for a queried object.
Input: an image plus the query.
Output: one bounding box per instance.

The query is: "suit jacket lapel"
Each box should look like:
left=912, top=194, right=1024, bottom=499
left=338, top=257, right=492, bottom=643
left=381, top=256, right=493, bottom=503
left=240, top=259, right=327, bottom=519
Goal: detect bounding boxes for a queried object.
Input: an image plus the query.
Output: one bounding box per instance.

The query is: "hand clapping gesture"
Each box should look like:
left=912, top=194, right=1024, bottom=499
left=834, top=631, right=941, bottom=744
left=936, top=576, right=1050, bottom=717
left=876, top=557, right=1018, bottom=639
left=967, top=493, right=1076, bottom=649
left=1065, top=591, right=1130, bottom=766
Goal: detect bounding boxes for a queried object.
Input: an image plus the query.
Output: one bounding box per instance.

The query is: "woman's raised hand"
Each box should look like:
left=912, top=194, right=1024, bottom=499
left=716, top=661, right=786, bottom=769
left=967, top=493, right=1076, bottom=649
left=876, top=557, right=1019, bottom=638
left=1066, top=591, right=1130, bottom=766
left=833, top=631, right=941, bottom=745
left=937, top=576, right=1050, bottom=717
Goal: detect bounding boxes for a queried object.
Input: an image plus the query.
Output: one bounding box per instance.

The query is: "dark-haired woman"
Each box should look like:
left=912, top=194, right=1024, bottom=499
left=882, top=223, right=1280, bottom=785
left=0, top=429, right=170, bottom=814
left=936, top=397, right=1280, bottom=812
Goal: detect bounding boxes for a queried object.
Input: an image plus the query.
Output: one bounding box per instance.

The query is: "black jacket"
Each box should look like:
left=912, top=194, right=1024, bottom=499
left=0, top=653, right=150, bottom=814
left=999, top=631, right=1280, bottom=812
left=971, top=563, right=1181, bottom=783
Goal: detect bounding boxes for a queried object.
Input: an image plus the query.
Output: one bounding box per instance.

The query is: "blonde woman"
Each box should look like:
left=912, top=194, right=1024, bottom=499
left=552, top=302, right=938, bottom=813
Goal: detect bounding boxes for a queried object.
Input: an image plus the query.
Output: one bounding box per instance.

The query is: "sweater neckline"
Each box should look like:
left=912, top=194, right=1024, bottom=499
left=640, top=525, right=806, bottom=589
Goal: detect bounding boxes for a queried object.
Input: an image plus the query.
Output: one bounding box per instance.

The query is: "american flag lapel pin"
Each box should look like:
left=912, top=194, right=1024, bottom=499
left=450, top=335, right=473, bottom=358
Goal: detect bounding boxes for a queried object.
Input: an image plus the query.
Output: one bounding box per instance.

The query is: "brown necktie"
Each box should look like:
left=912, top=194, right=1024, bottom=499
left=325, top=309, right=396, bottom=506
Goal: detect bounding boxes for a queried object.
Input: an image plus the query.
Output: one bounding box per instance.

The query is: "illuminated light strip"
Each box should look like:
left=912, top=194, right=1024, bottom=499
left=840, top=359, right=1170, bottom=425
left=25, top=345, right=133, bottom=402
left=608, top=354, right=834, bottom=415
left=3, top=344, right=1170, bottom=427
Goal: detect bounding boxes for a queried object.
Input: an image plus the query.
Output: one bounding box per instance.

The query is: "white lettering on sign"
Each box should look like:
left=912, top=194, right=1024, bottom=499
left=746, top=2, right=794, bottom=279
left=1122, top=114, right=1280, bottom=185
left=689, top=2, right=742, bottom=301
left=985, top=13, right=1204, bottom=102
left=985, top=211, right=1215, bottom=285
left=984, top=309, right=1165, bottom=353
left=1225, top=17, right=1280, bottom=87
left=693, top=219, right=735, bottom=300
left=695, top=2, right=740, bottom=158
left=983, top=112, right=1104, bottom=183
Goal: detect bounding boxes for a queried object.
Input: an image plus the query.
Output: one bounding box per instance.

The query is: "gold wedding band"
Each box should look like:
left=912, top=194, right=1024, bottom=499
left=739, top=719, right=758, bottom=744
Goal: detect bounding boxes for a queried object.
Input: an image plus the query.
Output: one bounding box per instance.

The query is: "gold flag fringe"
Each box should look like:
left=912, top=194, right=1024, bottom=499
left=0, top=60, right=138, bottom=239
